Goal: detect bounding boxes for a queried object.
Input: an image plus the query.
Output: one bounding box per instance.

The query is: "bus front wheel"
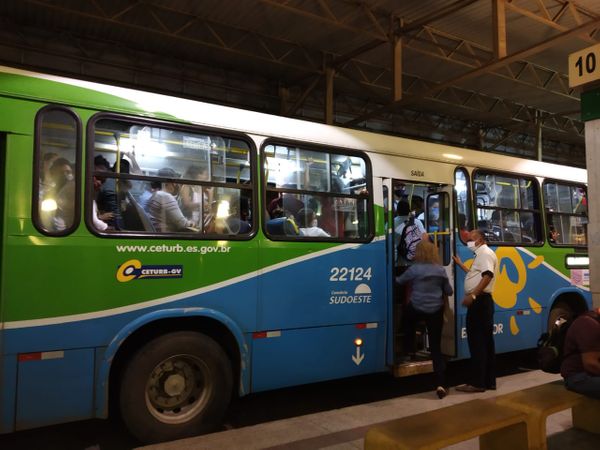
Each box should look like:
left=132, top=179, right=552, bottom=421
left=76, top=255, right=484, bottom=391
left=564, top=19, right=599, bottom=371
left=119, top=331, right=233, bottom=444
left=547, top=301, right=573, bottom=332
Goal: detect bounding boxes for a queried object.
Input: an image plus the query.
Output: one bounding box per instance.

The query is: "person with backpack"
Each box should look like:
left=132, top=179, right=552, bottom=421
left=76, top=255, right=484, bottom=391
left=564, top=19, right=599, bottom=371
left=561, top=308, right=600, bottom=398
left=397, top=209, right=426, bottom=267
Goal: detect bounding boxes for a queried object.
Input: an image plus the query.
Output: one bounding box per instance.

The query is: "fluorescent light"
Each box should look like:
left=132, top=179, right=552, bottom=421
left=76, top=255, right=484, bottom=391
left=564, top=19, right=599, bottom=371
left=442, top=153, right=463, bottom=160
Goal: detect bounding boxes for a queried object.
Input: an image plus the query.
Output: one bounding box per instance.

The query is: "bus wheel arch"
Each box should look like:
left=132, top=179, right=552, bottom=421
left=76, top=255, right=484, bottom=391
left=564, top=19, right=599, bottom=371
left=107, top=315, right=243, bottom=442
left=547, top=293, right=588, bottom=331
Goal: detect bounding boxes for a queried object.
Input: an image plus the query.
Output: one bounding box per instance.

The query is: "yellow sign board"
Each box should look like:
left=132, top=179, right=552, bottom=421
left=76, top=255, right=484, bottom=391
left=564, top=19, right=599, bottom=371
left=569, top=43, right=600, bottom=88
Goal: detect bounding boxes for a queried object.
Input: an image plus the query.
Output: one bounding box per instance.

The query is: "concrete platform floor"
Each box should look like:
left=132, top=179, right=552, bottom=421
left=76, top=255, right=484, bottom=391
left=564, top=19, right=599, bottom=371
left=140, top=370, right=600, bottom=450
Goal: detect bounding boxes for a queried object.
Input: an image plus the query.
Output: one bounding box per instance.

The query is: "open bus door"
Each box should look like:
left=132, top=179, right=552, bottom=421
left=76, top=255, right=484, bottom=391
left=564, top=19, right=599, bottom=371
left=391, top=182, right=456, bottom=377
left=424, top=188, right=457, bottom=358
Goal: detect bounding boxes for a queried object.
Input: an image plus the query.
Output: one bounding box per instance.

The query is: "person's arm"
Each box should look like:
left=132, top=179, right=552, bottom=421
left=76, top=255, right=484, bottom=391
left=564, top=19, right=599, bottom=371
left=164, top=194, right=192, bottom=230
left=442, top=273, right=454, bottom=296
left=317, top=227, right=330, bottom=237
left=128, top=151, right=142, bottom=175
left=452, top=255, right=468, bottom=273
left=462, top=273, right=492, bottom=307
left=581, top=352, right=600, bottom=375
left=395, top=267, right=415, bottom=285
left=179, top=185, right=194, bottom=212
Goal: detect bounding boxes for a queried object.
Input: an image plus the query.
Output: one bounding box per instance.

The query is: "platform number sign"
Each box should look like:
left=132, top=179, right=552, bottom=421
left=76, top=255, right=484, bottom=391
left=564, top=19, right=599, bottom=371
left=569, top=44, right=600, bottom=88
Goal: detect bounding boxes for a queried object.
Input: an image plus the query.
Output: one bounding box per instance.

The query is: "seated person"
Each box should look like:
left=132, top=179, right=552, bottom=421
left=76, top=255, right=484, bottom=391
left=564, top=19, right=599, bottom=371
left=267, top=194, right=304, bottom=220
left=561, top=308, right=600, bottom=398
left=297, top=208, right=330, bottom=237
left=548, top=226, right=560, bottom=244
left=147, top=168, right=194, bottom=232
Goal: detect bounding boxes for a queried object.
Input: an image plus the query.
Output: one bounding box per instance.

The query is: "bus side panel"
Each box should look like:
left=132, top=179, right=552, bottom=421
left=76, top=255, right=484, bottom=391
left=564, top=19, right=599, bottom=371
left=257, top=240, right=386, bottom=330
left=16, top=348, right=94, bottom=430
left=251, top=322, right=384, bottom=392
left=455, top=242, right=591, bottom=357
left=0, top=356, right=17, bottom=433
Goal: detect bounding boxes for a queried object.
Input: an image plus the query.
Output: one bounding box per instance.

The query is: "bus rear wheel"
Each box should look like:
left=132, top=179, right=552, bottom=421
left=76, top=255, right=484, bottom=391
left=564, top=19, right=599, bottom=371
left=119, top=331, right=232, bottom=444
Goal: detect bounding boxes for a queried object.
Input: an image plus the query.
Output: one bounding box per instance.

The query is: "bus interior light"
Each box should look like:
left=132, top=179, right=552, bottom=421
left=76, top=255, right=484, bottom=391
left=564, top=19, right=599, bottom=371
left=354, top=338, right=363, bottom=347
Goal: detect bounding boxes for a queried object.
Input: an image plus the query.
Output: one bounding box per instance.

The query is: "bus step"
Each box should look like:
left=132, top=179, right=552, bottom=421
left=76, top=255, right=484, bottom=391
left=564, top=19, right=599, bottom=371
left=393, top=360, right=434, bottom=377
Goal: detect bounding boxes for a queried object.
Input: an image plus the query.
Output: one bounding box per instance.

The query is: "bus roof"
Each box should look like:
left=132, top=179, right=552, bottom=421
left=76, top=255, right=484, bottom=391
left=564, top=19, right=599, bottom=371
left=0, top=65, right=586, bottom=184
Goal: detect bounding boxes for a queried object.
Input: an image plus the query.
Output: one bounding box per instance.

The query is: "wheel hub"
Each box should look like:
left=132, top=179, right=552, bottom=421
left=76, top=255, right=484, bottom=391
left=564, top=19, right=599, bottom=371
left=163, top=373, right=186, bottom=397
left=145, top=354, right=212, bottom=424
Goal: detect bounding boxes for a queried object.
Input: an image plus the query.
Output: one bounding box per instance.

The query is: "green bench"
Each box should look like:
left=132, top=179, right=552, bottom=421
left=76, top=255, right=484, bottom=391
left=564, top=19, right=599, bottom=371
left=494, top=380, right=600, bottom=450
left=364, top=398, right=529, bottom=449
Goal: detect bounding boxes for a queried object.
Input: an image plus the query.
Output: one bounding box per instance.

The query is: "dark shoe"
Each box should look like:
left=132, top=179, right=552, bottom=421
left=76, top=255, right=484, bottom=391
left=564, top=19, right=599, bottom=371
left=455, top=384, right=485, bottom=393
left=436, top=386, right=448, bottom=399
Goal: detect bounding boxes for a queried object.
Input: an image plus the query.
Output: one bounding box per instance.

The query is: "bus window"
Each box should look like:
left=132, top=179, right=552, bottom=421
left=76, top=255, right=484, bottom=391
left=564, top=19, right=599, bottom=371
left=33, top=106, right=81, bottom=235
left=473, top=171, right=542, bottom=245
left=543, top=181, right=587, bottom=246
left=90, top=117, right=253, bottom=237
left=263, top=144, right=371, bottom=241
left=454, top=168, right=472, bottom=243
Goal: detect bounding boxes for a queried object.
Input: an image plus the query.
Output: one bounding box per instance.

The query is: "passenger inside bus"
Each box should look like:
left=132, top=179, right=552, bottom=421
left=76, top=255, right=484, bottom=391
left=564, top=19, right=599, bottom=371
left=39, top=151, right=58, bottom=197
left=147, top=168, right=195, bottom=232
left=48, top=157, right=75, bottom=231
left=178, top=165, right=213, bottom=224
left=92, top=174, right=110, bottom=231
left=548, top=225, right=560, bottom=244
left=458, top=213, right=470, bottom=242
left=297, top=208, right=330, bottom=237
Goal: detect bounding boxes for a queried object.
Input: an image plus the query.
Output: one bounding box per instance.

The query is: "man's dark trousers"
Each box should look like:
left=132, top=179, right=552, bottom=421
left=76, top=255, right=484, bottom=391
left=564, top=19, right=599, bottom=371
left=466, top=293, right=496, bottom=389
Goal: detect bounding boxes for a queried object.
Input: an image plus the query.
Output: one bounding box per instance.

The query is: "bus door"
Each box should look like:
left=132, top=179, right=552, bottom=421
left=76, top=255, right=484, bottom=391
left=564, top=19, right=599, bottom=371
left=391, top=181, right=455, bottom=376
left=425, top=188, right=456, bottom=357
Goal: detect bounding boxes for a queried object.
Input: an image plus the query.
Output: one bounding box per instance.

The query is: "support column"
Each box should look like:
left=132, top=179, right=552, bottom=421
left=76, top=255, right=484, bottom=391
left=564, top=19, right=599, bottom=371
left=535, top=110, right=543, bottom=161
left=392, top=31, right=403, bottom=102
left=585, top=119, right=600, bottom=308
left=493, top=0, right=507, bottom=59
left=325, top=66, right=334, bottom=124
left=279, top=85, right=289, bottom=116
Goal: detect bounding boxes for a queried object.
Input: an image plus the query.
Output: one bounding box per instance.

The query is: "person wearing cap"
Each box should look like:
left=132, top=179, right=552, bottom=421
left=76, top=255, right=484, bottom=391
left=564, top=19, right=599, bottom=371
left=147, top=168, right=194, bottom=232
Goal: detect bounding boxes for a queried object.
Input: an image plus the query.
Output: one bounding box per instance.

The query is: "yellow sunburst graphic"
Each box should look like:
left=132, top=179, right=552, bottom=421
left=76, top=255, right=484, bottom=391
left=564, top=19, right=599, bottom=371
left=510, top=316, right=520, bottom=335
left=528, top=297, right=542, bottom=314
left=528, top=255, right=545, bottom=269
left=465, top=249, right=545, bottom=337
left=493, top=248, right=526, bottom=309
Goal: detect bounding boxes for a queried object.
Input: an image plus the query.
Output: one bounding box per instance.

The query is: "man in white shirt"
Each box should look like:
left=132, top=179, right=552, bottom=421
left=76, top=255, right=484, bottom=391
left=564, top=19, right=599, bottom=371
left=453, top=229, right=498, bottom=392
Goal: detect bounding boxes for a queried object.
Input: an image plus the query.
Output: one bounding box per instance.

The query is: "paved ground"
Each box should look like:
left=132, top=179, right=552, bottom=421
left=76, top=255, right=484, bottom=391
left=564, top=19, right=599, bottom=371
left=140, top=370, right=600, bottom=450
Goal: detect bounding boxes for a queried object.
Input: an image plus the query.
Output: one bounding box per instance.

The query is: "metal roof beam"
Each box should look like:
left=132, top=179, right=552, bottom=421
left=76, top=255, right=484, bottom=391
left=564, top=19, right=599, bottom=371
left=345, top=16, right=600, bottom=126
left=259, top=0, right=389, bottom=41
left=506, top=0, right=599, bottom=43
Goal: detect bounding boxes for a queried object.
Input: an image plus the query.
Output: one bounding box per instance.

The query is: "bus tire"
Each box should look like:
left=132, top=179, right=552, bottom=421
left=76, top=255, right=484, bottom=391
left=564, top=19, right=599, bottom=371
left=547, top=301, right=573, bottom=332
left=119, top=331, right=232, bottom=444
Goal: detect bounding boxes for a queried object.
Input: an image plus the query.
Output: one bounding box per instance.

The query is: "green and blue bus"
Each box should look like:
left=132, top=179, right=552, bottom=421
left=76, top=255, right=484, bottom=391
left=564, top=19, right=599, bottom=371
left=0, top=65, right=591, bottom=443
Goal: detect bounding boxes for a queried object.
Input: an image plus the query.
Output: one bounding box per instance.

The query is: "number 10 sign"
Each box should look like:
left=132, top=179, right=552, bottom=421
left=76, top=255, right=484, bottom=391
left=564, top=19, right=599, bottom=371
left=569, top=43, right=600, bottom=88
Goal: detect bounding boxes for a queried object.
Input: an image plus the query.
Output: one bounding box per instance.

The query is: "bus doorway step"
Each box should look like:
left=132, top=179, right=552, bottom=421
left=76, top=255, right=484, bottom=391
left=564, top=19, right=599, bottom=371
left=393, top=360, right=434, bottom=377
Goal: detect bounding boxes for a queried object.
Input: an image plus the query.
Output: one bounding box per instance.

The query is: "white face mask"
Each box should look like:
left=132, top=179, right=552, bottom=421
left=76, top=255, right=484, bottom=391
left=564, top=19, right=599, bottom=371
left=65, top=174, right=74, bottom=182
left=311, top=219, right=318, bottom=227
left=466, top=240, right=477, bottom=251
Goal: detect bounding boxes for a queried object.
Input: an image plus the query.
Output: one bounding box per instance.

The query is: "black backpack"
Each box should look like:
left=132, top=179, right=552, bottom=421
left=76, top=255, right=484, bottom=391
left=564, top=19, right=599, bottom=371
left=536, top=311, right=600, bottom=374
left=398, top=216, right=421, bottom=262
